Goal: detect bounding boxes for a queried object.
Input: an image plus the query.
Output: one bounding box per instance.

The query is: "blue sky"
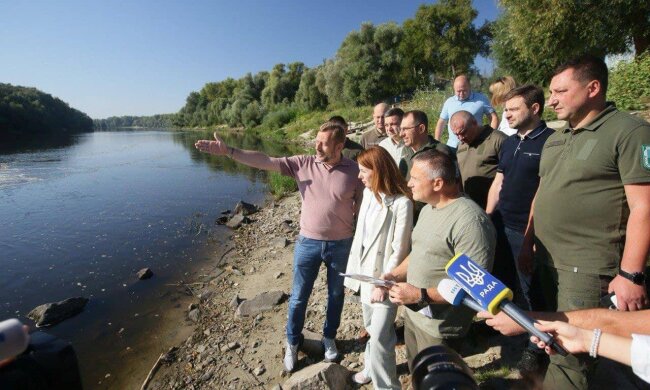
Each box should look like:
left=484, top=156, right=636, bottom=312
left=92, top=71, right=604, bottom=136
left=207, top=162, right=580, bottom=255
left=1, top=1, right=500, bottom=119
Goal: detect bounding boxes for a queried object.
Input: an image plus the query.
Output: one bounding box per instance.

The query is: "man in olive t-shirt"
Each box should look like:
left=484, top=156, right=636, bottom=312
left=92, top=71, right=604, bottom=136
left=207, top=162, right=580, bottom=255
left=384, top=149, right=496, bottom=370
left=522, top=55, right=650, bottom=390
left=450, top=110, right=507, bottom=209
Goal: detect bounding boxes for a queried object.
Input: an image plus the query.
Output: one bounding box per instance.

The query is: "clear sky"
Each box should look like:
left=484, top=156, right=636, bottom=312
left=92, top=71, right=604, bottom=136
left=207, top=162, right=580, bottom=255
left=1, top=1, right=500, bottom=119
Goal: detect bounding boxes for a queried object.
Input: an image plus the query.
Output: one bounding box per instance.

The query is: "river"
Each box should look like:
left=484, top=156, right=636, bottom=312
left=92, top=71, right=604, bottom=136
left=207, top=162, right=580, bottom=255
left=0, top=129, right=298, bottom=389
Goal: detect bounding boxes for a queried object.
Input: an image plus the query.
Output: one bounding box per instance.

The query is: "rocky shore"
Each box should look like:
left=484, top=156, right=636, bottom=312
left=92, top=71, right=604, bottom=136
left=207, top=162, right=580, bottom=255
left=146, top=193, right=535, bottom=390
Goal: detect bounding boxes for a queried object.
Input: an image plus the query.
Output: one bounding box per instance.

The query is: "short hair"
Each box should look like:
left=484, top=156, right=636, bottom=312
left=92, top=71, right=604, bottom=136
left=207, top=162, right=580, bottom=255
left=403, top=110, right=429, bottom=131
left=412, top=149, right=457, bottom=184
left=554, top=54, right=608, bottom=95
left=328, top=115, right=346, bottom=126
left=489, top=76, right=517, bottom=106
left=319, top=121, right=346, bottom=144
left=450, top=110, right=477, bottom=127
left=504, top=84, right=546, bottom=116
left=384, top=107, right=404, bottom=120
left=357, top=146, right=412, bottom=203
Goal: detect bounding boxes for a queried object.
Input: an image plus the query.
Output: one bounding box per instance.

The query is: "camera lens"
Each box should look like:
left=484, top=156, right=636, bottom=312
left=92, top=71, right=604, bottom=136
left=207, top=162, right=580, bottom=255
left=412, top=345, right=478, bottom=390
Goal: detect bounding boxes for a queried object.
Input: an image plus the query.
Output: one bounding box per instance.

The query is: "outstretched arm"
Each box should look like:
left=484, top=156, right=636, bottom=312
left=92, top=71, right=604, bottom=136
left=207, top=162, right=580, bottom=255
left=195, top=132, right=282, bottom=172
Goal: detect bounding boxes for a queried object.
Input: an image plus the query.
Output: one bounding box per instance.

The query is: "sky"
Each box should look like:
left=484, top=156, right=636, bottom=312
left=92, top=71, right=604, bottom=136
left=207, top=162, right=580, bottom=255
left=1, top=1, right=501, bottom=119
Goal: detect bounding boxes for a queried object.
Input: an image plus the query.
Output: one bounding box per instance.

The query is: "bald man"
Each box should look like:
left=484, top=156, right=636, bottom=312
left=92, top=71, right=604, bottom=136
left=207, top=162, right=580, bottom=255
left=360, top=103, right=389, bottom=149
left=435, top=75, right=498, bottom=149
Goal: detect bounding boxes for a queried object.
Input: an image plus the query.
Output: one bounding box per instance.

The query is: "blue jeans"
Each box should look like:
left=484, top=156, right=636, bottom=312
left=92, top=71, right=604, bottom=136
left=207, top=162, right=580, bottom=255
left=503, top=226, right=532, bottom=310
left=286, top=235, right=353, bottom=345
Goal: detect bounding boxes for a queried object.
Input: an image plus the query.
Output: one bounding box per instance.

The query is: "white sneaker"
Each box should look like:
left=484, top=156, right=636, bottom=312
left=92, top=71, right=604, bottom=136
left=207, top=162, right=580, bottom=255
left=284, top=342, right=299, bottom=372
left=322, top=337, right=339, bottom=362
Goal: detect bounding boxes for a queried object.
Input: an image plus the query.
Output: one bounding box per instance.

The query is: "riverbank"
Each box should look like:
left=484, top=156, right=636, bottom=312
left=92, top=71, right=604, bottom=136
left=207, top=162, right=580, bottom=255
left=145, top=193, right=536, bottom=389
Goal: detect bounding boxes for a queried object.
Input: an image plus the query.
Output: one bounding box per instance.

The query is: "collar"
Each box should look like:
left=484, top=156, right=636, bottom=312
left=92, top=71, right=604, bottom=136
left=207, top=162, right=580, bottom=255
left=453, top=92, right=474, bottom=102
left=521, top=121, right=549, bottom=140
left=562, top=103, right=617, bottom=133
left=469, top=125, right=492, bottom=147
left=314, top=155, right=354, bottom=168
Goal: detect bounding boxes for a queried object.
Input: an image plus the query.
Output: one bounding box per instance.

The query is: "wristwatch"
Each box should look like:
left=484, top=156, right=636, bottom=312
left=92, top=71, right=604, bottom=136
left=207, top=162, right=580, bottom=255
left=618, top=269, right=646, bottom=285
left=419, top=288, right=431, bottom=305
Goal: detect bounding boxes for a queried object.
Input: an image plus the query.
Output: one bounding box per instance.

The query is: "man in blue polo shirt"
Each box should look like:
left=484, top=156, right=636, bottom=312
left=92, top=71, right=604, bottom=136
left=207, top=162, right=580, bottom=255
left=435, top=75, right=498, bottom=149
left=485, top=84, right=554, bottom=374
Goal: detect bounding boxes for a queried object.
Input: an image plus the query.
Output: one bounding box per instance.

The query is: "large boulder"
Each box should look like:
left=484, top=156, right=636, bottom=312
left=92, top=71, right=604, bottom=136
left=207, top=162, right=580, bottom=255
left=282, top=362, right=351, bottom=390
left=226, top=214, right=250, bottom=229
left=27, top=297, right=89, bottom=327
left=233, top=201, right=258, bottom=216
left=235, top=291, right=286, bottom=317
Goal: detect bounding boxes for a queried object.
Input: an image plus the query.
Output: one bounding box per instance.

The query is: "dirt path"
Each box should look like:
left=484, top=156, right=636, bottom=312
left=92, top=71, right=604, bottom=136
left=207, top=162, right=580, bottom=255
left=147, top=193, right=536, bottom=389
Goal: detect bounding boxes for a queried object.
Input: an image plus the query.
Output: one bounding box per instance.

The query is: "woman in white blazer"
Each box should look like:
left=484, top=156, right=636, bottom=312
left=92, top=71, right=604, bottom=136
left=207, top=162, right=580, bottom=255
left=344, top=146, right=413, bottom=389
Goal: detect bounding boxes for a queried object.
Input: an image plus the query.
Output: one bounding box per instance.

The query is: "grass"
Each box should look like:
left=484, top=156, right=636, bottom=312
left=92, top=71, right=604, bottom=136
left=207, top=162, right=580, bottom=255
left=267, top=171, right=298, bottom=200
left=473, top=365, right=514, bottom=383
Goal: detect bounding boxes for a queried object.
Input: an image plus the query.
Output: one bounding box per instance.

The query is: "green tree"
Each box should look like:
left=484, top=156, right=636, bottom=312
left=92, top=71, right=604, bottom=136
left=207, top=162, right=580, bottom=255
left=400, top=0, right=489, bottom=86
left=322, top=22, right=403, bottom=106
left=295, top=67, right=328, bottom=110
left=492, top=0, right=650, bottom=85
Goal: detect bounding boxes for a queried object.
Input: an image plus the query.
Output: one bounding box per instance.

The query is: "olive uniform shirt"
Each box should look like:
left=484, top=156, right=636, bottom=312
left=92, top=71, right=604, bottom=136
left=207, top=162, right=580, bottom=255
left=405, top=196, right=496, bottom=338
left=456, top=126, right=507, bottom=209
left=342, top=137, right=364, bottom=161
left=359, top=127, right=387, bottom=149
left=399, top=135, right=456, bottom=180
left=535, top=104, right=650, bottom=275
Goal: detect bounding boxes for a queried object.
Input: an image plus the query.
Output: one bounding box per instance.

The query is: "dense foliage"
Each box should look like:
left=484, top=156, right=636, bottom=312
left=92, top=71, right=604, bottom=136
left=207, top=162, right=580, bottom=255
left=492, top=0, right=650, bottom=85
left=174, top=0, right=490, bottom=132
left=93, top=114, right=175, bottom=130
left=608, top=53, right=650, bottom=111
left=0, top=83, right=93, bottom=139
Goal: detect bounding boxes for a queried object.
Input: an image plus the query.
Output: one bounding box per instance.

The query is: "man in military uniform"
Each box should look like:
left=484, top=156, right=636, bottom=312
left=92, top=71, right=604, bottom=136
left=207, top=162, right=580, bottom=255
left=450, top=110, right=507, bottom=209
left=522, top=55, right=650, bottom=389
left=360, top=103, right=389, bottom=149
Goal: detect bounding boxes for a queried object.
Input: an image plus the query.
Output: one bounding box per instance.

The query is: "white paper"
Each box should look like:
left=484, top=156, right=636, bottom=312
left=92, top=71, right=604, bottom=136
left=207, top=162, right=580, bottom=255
left=339, top=273, right=396, bottom=288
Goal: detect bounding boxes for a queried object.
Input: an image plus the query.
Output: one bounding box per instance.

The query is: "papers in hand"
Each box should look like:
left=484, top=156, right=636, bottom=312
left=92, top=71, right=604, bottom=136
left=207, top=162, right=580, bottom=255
left=339, top=273, right=396, bottom=288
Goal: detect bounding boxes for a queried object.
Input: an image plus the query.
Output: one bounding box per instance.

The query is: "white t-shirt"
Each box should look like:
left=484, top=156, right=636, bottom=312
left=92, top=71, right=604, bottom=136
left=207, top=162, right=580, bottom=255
left=632, top=334, right=650, bottom=383
left=378, top=137, right=410, bottom=165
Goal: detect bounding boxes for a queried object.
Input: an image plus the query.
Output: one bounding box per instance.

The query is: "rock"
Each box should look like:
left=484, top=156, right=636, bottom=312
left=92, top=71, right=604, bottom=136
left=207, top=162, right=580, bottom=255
left=188, top=308, right=200, bottom=322
left=271, top=385, right=282, bottom=390
left=27, top=297, right=89, bottom=327
left=300, top=329, right=324, bottom=358
left=280, top=220, right=293, bottom=233
left=136, top=268, right=153, bottom=280
left=235, top=291, right=286, bottom=317
left=274, top=272, right=284, bottom=279
left=226, top=214, right=250, bottom=229
left=254, top=365, right=266, bottom=376
left=188, top=303, right=198, bottom=311
left=220, top=342, right=240, bottom=352
left=215, top=216, right=229, bottom=225
left=271, top=237, right=288, bottom=248
left=230, top=294, right=242, bottom=309
left=233, top=201, right=258, bottom=216
left=282, top=362, right=351, bottom=390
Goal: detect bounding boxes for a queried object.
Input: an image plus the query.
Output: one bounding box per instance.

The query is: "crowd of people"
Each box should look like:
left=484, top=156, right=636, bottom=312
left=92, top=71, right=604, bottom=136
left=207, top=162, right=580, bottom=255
left=195, top=54, right=650, bottom=390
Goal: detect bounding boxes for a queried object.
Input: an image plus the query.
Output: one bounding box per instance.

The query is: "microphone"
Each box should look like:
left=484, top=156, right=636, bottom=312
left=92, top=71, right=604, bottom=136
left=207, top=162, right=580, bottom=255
left=0, top=318, right=30, bottom=361
left=445, top=254, right=568, bottom=356
left=437, top=278, right=484, bottom=312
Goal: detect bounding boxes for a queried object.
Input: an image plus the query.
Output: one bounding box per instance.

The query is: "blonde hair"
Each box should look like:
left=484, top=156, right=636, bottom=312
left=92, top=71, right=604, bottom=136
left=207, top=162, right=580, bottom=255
left=489, top=76, right=517, bottom=107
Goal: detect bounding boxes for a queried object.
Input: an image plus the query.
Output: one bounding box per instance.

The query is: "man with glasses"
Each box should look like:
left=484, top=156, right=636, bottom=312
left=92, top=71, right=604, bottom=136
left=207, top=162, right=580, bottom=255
left=398, top=110, right=455, bottom=180
left=484, top=84, right=554, bottom=375
left=378, top=107, right=409, bottom=164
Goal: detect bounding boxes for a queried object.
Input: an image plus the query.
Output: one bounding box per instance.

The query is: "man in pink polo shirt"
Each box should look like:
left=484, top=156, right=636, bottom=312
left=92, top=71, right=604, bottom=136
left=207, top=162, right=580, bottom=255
left=195, top=122, right=364, bottom=372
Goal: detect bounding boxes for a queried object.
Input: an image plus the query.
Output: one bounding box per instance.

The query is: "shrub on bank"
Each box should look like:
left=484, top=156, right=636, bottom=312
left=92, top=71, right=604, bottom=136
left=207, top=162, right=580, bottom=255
left=268, top=171, right=298, bottom=199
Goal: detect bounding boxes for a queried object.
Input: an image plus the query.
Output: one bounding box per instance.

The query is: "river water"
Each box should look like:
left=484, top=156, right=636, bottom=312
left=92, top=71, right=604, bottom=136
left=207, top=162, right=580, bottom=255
left=0, top=129, right=298, bottom=388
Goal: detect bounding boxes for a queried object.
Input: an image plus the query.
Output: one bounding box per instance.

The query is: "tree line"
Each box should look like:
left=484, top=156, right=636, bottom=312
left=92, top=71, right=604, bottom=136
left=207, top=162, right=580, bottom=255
left=175, top=0, right=649, bottom=131
left=0, top=83, right=93, bottom=140
left=93, top=114, right=175, bottom=130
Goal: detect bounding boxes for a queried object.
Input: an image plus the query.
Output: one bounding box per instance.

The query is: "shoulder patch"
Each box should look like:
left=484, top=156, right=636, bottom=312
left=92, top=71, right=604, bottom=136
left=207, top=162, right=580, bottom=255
left=643, top=145, right=650, bottom=170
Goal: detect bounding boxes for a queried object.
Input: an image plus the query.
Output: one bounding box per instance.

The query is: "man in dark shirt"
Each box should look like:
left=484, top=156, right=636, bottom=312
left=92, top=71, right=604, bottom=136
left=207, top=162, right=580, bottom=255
left=485, top=84, right=554, bottom=374
left=330, top=115, right=364, bottom=161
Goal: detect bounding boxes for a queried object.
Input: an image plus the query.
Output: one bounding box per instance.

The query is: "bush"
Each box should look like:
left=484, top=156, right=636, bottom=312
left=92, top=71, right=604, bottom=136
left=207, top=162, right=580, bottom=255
left=267, top=172, right=297, bottom=199
left=261, top=105, right=300, bottom=130
left=609, top=53, right=650, bottom=111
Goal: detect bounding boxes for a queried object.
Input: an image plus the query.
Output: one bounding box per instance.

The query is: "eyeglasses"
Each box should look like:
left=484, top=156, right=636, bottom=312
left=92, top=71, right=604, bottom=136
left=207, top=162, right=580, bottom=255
left=401, top=124, right=421, bottom=131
